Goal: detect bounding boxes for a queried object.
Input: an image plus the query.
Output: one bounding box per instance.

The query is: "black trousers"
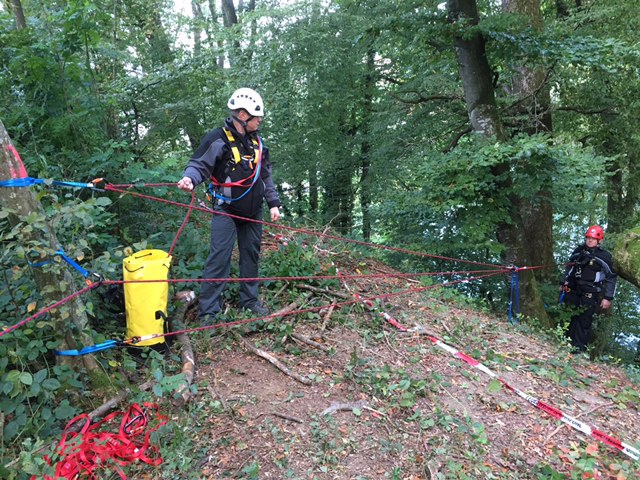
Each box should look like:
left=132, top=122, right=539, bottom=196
left=564, top=290, right=599, bottom=352
left=199, top=208, right=263, bottom=318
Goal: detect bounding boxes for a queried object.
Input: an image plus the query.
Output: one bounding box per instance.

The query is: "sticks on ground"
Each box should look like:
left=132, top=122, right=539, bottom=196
left=233, top=331, right=312, bottom=385
left=291, top=332, right=331, bottom=352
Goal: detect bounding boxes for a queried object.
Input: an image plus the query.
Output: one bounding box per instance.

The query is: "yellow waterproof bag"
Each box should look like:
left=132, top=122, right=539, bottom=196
left=123, top=249, right=172, bottom=347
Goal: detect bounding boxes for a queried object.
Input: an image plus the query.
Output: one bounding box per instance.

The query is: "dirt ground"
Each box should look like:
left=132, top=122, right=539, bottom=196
left=168, top=254, right=640, bottom=480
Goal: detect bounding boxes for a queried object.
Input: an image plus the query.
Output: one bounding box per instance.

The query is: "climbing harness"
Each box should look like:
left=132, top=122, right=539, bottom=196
left=208, top=128, right=263, bottom=204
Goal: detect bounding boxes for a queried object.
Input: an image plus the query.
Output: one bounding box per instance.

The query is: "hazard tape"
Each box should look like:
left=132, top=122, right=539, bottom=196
left=336, top=267, right=640, bottom=462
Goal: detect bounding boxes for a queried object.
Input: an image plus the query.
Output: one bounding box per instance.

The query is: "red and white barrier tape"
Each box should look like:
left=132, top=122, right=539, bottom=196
left=337, top=269, right=640, bottom=462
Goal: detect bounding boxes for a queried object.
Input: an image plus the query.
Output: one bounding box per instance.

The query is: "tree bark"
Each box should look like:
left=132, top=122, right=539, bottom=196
left=191, top=0, right=203, bottom=55
left=0, top=121, right=99, bottom=372
left=447, top=0, right=549, bottom=323
left=9, top=0, right=26, bottom=29
left=612, top=227, right=640, bottom=289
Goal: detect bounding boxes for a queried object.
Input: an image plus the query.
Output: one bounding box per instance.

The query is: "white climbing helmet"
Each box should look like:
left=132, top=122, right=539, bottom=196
left=227, top=88, right=264, bottom=117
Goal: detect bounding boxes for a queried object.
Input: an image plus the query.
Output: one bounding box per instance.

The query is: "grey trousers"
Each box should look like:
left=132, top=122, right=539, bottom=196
left=199, top=209, right=263, bottom=317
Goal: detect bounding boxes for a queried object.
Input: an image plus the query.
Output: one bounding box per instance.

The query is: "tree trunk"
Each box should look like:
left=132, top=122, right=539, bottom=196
left=207, top=0, right=225, bottom=67
left=0, top=121, right=99, bottom=372
left=191, top=0, right=203, bottom=55
left=357, top=48, right=376, bottom=241
left=221, top=0, right=240, bottom=66
left=309, top=165, right=318, bottom=214
left=612, top=227, right=640, bottom=289
left=447, top=0, right=549, bottom=324
left=501, top=0, right=556, bottom=321
left=9, top=0, right=26, bottom=29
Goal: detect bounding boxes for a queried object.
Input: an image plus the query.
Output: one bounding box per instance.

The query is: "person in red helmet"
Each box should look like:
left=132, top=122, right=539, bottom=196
left=560, top=225, right=617, bottom=353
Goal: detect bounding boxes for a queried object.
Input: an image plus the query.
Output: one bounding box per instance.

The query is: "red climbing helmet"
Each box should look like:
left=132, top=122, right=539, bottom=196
left=585, top=225, right=604, bottom=241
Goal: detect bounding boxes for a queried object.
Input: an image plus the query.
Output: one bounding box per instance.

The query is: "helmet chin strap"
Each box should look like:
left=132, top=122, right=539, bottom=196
left=231, top=112, right=258, bottom=134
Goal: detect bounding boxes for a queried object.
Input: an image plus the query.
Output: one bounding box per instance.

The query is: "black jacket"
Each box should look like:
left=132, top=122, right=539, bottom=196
left=183, top=118, right=281, bottom=218
left=563, top=244, right=617, bottom=300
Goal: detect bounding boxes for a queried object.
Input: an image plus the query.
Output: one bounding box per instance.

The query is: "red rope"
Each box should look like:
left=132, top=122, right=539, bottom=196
left=103, top=184, right=507, bottom=269
left=100, top=268, right=509, bottom=286
left=1, top=270, right=510, bottom=338
left=0, top=283, right=99, bottom=339
left=167, top=190, right=195, bottom=257
left=132, top=270, right=506, bottom=343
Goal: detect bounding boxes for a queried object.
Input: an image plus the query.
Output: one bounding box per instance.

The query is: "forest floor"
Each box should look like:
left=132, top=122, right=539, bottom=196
left=139, top=237, right=640, bottom=480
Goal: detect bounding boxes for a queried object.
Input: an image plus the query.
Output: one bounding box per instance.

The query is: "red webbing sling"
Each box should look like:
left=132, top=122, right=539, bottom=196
left=34, top=402, right=167, bottom=480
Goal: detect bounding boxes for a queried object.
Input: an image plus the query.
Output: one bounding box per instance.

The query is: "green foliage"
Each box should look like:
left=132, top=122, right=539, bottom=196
left=1, top=0, right=640, bottom=475
left=261, top=239, right=339, bottom=289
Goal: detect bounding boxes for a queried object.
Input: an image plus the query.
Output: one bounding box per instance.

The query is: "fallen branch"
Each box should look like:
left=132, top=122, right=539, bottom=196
left=171, top=291, right=197, bottom=406
left=174, top=332, right=195, bottom=406
left=321, top=400, right=368, bottom=416
left=271, top=411, right=304, bottom=423
left=320, top=307, right=334, bottom=336
left=255, top=411, right=305, bottom=423
left=233, top=332, right=312, bottom=385
left=545, top=401, right=615, bottom=442
left=291, top=332, right=331, bottom=352
left=271, top=294, right=312, bottom=318
left=299, top=284, right=349, bottom=299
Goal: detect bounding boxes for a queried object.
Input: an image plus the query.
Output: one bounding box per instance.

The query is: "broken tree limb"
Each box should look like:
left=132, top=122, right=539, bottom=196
left=271, top=411, right=304, bottom=423
left=319, top=303, right=335, bottom=336
left=254, top=411, right=305, bottom=423
left=171, top=291, right=197, bottom=406
left=291, top=332, right=331, bottom=352
left=321, top=400, right=368, bottom=416
left=273, top=292, right=314, bottom=317
left=233, top=332, right=312, bottom=385
left=174, top=332, right=195, bottom=406
left=299, top=284, right=349, bottom=299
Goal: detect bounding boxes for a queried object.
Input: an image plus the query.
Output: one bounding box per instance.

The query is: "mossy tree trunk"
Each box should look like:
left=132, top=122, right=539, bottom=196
left=447, top=0, right=550, bottom=324
left=612, top=227, right=640, bottom=289
left=0, top=120, right=100, bottom=373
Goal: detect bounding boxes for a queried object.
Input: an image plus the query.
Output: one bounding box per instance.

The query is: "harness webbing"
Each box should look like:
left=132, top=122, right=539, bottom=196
left=210, top=128, right=262, bottom=189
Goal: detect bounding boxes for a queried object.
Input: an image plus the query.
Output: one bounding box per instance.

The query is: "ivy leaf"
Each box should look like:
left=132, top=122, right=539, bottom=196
left=19, top=372, right=33, bottom=386
left=487, top=378, right=502, bottom=394
left=54, top=400, right=76, bottom=420
left=42, top=378, right=61, bottom=391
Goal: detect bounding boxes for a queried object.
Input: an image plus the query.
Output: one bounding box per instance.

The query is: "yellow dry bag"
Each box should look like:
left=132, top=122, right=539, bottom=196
left=123, top=249, right=172, bottom=347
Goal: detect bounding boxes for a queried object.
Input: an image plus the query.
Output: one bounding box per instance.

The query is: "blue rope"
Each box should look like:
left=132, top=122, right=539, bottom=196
left=28, top=249, right=102, bottom=282
left=509, top=267, right=520, bottom=324
left=0, top=177, right=96, bottom=189
left=56, top=339, right=122, bottom=356
left=210, top=160, right=262, bottom=204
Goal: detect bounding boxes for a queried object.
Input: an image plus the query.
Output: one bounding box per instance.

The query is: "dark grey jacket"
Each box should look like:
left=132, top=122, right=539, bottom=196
left=563, top=244, right=617, bottom=300
left=183, top=118, right=281, bottom=218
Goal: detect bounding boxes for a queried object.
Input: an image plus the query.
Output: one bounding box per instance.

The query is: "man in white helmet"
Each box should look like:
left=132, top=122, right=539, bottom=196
left=178, top=88, right=281, bottom=323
